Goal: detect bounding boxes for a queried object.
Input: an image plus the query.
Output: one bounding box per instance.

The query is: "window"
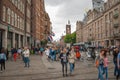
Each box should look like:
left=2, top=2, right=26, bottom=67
left=17, top=15, right=20, bottom=28
left=11, top=0, right=15, bottom=4
left=18, top=0, right=21, bottom=10
left=22, top=3, right=25, bottom=14
left=27, top=8, right=30, bottom=18
left=15, top=0, right=18, bottom=7
left=7, top=8, right=11, bottom=24
left=21, top=19, right=24, bottom=30
left=27, top=22, right=30, bottom=33
left=15, top=13, right=17, bottom=27
left=2, top=6, right=6, bottom=22
left=11, top=11, right=14, bottom=25
left=20, top=1, right=23, bottom=12
left=27, top=0, right=31, bottom=5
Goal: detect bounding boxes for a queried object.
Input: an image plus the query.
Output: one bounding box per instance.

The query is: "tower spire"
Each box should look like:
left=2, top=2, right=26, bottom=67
left=68, top=20, right=70, bottom=25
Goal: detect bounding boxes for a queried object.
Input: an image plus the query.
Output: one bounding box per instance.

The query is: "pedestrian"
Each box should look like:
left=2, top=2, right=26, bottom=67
left=59, top=48, right=68, bottom=77
left=5, top=48, right=9, bottom=60
left=17, top=48, right=22, bottom=59
left=68, top=47, right=76, bottom=76
left=76, top=50, right=81, bottom=60
left=45, top=47, right=50, bottom=60
left=95, top=49, right=105, bottom=80
left=40, top=47, right=44, bottom=56
left=11, top=47, right=14, bottom=61
left=117, top=50, right=120, bottom=80
left=102, top=49, right=108, bottom=80
left=23, top=46, right=30, bottom=68
left=0, top=47, right=6, bottom=72
left=113, top=47, right=119, bottom=76
left=13, top=48, right=17, bottom=62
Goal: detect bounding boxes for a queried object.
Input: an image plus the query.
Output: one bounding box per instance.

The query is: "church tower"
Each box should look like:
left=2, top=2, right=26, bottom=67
left=66, top=20, right=71, bottom=34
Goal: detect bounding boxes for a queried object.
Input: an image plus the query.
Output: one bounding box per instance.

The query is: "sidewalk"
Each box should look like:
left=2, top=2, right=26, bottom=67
left=0, top=54, right=116, bottom=80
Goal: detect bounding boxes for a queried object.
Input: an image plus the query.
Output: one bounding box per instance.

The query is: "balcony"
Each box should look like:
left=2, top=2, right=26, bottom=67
left=113, top=33, right=120, bottom=38
left=114, top=23, right=119, bottom=28
left=113, top=12, right=119, bottom=19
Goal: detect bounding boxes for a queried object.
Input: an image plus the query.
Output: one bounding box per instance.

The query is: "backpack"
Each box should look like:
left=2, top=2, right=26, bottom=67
left=76, top=52, right=81, bottom=58
left=95, top=59, right=99, bottom=67
left=95, top=56, right=101, bottom=67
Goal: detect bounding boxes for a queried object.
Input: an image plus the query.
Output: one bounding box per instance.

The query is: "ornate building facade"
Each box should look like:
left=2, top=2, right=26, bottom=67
left=76, top=0, right=120, bottom=47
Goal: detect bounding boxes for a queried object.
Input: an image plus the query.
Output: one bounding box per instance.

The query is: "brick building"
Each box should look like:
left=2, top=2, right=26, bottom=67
left=76, top=0, right=120, bottom=47
left=0, top=0, right=51, bottom=49
left=0, top=0, right=31, bottom=50
left=31, top=0, right=51, bottom=47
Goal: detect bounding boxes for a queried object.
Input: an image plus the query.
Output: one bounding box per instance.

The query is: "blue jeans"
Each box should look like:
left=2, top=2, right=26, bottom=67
left=114, top=61, right=118, bottom=76
left=103, top=67, right=108, bottom=80
left=69, top=63, right=74, bottom=73
left=98, top=65, right=104, bottom=80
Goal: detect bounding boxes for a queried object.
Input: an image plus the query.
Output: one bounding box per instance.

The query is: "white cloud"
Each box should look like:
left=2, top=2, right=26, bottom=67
left=45, top=0, right=93, bottom=40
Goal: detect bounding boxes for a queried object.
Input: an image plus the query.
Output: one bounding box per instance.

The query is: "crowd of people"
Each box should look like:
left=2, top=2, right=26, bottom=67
left=0, top=45, right=120, bottom=80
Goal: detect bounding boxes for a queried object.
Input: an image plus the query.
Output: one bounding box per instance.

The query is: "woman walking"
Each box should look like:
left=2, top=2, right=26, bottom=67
left=117, top=49, right=120, bottom=80
left=113, top=47, right=119, bottom=76
left=95, top=49, right=105, bottom=80
left=102, top=50, right=108, bottom=80
left=23, top=46, right=30, bottom=68
left=59, top=48, right=68, bottom=77
left=68, top=47, right=76, bottom=76
left=0, top=48, right=6, bottom=72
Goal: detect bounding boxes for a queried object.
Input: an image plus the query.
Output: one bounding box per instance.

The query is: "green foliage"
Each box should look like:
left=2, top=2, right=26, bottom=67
left=64, top=32, right=76, bottom=43
left=41, top=40, right=47, bottom=46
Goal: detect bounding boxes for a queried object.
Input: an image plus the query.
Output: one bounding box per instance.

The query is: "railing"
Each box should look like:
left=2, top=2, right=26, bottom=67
left=114, top=23, right=119, bottom=28
left=113, top=12, right=119, bottom=19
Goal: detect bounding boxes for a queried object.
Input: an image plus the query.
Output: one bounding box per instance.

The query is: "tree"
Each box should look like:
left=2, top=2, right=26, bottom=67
left=64, top=32, right=76, bottom=43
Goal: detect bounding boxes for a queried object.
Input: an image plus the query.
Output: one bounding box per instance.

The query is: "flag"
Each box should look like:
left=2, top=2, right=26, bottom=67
left=48, top=35, right=53, bottom=42
left=51, top=31, right=55, bottom=36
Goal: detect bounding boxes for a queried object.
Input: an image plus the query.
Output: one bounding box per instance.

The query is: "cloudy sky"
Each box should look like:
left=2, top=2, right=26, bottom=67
left=44, top=0, right=93, bottom=41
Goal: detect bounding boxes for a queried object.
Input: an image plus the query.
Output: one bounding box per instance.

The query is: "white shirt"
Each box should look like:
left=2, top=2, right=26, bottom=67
left=23, top=49, right=30, bottom=57
left=45, top=49, right=50, bottom=56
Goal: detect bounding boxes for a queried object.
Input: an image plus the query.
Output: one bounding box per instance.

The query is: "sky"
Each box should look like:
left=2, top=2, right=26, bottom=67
left=44, top=0, right=93, bottom=41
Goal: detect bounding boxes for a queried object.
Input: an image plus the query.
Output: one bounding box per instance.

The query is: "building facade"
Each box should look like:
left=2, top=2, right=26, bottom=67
left=31, top=0, right=51, bottom=47
left=0, top=0, right=31, bottom=50
left=76, top=0, right=120, bottom=47
left=0, top=0, right=51, bottom=49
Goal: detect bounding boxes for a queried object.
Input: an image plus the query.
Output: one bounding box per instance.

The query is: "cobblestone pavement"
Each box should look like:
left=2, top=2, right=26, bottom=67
left=0, top=53, right=116, bottom=80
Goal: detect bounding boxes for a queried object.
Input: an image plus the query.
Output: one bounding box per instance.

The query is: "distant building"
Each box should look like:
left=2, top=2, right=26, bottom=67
left=76, top=0, right=120, bottom=47
left=66, top=20, right=71, bottom=34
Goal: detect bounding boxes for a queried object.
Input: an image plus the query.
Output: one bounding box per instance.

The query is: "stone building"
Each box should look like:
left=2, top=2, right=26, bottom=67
left=76, top=0, right=120, bottom=47
left=0, top=0, right=31, bottom=50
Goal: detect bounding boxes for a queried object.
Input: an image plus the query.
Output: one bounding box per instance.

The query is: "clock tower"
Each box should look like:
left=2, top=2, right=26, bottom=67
left=66, top=20, right=71, bottom=34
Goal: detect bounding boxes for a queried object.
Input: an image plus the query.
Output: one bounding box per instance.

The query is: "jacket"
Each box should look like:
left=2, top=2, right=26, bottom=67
left=59, top=53, right=68, bottom=63
left=0, top=53, right=6, bottom=60
left=68, top=51, right=75, bottom=63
